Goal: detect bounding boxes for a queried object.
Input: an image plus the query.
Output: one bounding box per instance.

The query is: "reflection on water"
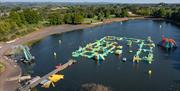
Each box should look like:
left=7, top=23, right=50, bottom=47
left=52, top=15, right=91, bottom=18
left=28, top=19, right=180, bottom=91
left=157, top=46, right=177, bottom=55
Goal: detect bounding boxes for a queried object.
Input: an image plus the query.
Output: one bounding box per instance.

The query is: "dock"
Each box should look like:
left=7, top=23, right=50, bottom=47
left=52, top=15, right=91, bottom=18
left=6, top=75, right=31, bottom=82
left=17, top=59, right=76, bottom=91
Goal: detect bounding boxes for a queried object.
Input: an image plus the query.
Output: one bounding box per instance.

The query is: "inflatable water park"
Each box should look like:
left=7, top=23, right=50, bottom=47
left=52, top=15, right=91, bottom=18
left=72, top=36, right=156, bottom=64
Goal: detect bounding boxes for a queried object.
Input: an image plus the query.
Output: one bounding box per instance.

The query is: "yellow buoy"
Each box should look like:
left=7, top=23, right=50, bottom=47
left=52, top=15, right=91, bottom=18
left=148, top=70, right=152, bottom=75
left=54, top=52, right=57, bottom=57
left=149, top=61, right=152, bottom=64
left=59, top=40, right=61, bottom=44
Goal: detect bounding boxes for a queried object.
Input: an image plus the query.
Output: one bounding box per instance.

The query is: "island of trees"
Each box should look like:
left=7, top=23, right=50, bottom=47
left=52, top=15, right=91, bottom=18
left=0, top=3, right=180, bottom=41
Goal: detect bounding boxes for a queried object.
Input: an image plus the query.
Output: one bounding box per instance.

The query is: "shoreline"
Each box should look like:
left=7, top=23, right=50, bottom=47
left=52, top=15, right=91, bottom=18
left=0, top=17, right=166, bottom=91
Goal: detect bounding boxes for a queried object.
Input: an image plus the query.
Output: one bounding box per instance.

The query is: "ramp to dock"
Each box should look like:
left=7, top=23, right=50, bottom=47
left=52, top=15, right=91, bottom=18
left=20, top=45, right=34, bottom=61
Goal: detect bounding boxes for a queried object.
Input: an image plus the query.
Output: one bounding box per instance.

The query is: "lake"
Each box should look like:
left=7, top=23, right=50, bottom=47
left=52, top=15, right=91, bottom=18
left=28, top=19, right=180, bottom=91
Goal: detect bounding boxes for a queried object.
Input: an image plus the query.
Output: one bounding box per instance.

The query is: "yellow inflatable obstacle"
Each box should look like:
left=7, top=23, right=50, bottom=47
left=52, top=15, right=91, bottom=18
left=48, top=74, right=64, bottom=83
left=41, top=74, right=64, bottom=88
left=133, top=55, right=141, bottom=63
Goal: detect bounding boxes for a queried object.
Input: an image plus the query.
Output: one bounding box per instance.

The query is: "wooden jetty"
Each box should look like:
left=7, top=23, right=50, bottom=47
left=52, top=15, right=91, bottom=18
left=17, top=59, right=76, bottom=91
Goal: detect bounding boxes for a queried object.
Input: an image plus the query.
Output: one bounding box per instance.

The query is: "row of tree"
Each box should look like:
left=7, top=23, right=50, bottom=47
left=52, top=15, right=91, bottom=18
left=131, top=6, right=180, bottom=22
left=47, top=6, right=129, bottom=25
left=48, top=13, right=84, bottom=25
left=1, top=4, right=180, bottom=41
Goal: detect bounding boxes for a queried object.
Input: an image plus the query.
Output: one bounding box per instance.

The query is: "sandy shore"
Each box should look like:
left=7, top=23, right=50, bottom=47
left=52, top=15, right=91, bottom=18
left=0, top=17, right=146, bottom=91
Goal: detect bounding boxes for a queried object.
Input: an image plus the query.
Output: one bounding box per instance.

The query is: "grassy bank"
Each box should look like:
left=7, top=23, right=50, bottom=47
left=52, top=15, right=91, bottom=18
left=0, top=22, right=44, bottom=42
left=0, top=63, right=5, bottom=73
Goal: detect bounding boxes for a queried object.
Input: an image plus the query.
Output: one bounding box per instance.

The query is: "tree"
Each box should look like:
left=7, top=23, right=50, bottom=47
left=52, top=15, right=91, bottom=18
left=11, top=6, right=21, bottom=12
left=72, top=13, right=84, bottom=24
left=115, top=9, right=122, bottom=17
left=0, top=21, right=11, bottom=35
left=121, top=9, right=129, bottom=17
left=152, top=8, right=166, bottom=18
left=48, top=13, right=64, bottom=25
left=9, top=11, right=22, bottom=27
left=23, top=9, right=41, bottom=24
left=135, top=7, right=152, bottom=16
left=169, top=9, right=180, bottom=22
left=86, top=12, right=95, bottom=18
left=97, top=13, right=104, bottom=21
left=104, top=9, right=110, bottom=18
left=19, top=12, right=27, bottom=24
left=64, top=13, right=73, bottom=24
